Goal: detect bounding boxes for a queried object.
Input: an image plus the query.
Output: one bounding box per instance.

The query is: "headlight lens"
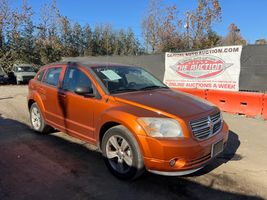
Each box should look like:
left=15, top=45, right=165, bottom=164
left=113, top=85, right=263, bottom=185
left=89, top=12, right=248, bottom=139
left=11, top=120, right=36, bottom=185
left=137, top=118, right=183, bottom=138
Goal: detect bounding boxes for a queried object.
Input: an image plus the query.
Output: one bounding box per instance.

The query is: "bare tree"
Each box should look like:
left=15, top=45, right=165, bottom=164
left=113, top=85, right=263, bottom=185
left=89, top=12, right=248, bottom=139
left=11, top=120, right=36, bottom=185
left=141, top=0, right=162, bottom=53
left=185, top=0, right=222, bottom=49
left=157, top=5, right=184, bottom=52
left=222, top=23, right=247, bottom=46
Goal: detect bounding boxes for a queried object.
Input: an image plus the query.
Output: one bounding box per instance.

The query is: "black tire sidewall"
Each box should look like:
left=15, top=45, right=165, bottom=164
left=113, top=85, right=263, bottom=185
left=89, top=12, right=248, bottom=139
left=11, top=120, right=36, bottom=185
left=101, top=125, right=144, bottom=180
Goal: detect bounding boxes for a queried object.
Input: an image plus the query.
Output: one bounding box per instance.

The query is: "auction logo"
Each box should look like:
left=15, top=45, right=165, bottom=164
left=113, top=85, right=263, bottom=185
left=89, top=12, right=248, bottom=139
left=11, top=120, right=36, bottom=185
left=170, top=56, right=233, bottom=79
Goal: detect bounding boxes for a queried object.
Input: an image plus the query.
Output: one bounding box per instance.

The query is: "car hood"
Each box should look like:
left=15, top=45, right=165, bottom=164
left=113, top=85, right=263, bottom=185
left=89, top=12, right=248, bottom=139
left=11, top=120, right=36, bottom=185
left=113, top=89, right=214, bottom=118
left=14, top=72, right=36, bottom=76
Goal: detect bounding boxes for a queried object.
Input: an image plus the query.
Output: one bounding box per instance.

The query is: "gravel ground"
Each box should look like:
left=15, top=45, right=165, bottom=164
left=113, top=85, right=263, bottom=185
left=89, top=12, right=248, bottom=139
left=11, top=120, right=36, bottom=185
left=0, top=85, right=267, bottom=200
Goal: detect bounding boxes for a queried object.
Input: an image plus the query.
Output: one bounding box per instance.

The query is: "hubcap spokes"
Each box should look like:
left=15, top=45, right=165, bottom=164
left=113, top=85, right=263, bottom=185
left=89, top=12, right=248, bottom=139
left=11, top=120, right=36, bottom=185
left=31, top=107, right=41, bottom=130
left=106, top=135, right=133, bottom=173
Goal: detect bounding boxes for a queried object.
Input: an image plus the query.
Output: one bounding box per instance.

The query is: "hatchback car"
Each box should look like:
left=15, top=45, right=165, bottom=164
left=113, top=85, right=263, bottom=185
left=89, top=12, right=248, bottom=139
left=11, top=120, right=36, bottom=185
left=28, top=61, right=229, bottom=179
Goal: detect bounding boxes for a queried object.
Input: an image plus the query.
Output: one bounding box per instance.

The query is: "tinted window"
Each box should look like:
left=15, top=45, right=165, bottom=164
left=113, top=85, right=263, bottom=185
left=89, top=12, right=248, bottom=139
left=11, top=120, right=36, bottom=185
left=62, top=67, right=92, bottom=92
left=43, top=67, right=62, bottom=86
left=37, top=70, right=45, bottom=81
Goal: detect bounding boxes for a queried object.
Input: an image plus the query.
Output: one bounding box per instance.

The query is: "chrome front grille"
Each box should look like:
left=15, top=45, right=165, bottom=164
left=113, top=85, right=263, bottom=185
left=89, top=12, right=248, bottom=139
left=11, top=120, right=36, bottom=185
left=190, top=112, right=222, bottom=140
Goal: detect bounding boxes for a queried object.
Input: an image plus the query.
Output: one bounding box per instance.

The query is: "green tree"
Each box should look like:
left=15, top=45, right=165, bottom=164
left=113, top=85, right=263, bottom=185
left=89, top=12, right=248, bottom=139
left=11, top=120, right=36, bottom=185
left=92, top=25, right=102, bottom=56
left=0, top=0, right=144, bottom=70
left=60, top=16, right=79, bottom=57
left=72, top=22, right=83, bottom=56
left=124, top=28, right=139, bottom=55
left=83, top=24, right=93, bottom=56
left=100, top=24, right=113, bottom=55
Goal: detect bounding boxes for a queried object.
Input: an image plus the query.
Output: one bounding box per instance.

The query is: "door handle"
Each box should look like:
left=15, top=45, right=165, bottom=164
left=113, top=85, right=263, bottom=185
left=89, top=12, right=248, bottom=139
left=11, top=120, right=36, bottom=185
left=58, top=92, right=66, bottom=98
left=59, top=93, right=66, bottom=98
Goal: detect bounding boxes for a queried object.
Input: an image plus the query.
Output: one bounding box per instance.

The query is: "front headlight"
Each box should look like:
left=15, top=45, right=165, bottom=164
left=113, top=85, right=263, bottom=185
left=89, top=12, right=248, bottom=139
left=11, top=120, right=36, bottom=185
left=137, top=117, right=183, bottom=138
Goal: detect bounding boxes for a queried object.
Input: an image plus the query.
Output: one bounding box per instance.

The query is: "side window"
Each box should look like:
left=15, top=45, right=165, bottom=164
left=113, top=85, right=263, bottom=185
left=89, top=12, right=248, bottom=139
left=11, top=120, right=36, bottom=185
left=37, top=69, right=45, bottom=81
left=43, top=67, right=62, bottom=86
left=62, top=67, right=92, bottom=92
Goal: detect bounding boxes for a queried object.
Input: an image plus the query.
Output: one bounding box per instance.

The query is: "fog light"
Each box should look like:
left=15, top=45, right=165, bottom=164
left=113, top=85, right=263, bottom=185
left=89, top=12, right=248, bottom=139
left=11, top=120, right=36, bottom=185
left=169, top=159, right=176, bottom=167
left=169, top=158, right=186, bottom=168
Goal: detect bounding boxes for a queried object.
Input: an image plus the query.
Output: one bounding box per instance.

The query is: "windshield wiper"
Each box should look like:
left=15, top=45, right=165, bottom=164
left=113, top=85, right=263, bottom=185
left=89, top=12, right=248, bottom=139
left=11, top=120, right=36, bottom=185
left=110, top=88, right=138, bottom=94
left=139, top=85, right=169, bottom=91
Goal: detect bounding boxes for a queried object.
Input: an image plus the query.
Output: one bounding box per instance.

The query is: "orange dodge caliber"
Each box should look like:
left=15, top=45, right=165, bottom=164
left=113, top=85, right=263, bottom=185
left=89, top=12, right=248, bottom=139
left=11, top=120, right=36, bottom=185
left=28, top=61, right=229, bottom=179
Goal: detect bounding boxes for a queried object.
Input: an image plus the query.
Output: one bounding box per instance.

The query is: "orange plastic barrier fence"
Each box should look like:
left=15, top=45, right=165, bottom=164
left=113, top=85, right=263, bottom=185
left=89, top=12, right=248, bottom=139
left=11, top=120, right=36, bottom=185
left=206, top=90, right=263, bottom=117
left=174, top=88, right=265, bottom=119
left=174, top=88, right=207, bottom=99
left=262, top=94, right=267, bottom=120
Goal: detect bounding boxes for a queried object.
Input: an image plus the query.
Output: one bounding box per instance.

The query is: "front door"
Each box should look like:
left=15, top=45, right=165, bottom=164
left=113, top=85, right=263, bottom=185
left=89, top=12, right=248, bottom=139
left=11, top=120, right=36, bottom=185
left=59, top=66, right=96, bottom=142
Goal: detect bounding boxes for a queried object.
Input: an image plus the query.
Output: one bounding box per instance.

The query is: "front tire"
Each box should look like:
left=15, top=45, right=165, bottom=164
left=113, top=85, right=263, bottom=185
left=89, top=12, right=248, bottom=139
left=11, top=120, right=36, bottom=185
left=101, top=125, right=144, bottom=180
left=30, top=103, right=52, bottom=134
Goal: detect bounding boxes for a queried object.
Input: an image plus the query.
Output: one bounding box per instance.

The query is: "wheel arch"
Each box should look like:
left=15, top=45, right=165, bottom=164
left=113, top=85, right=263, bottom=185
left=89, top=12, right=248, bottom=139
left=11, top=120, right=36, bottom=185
left=98, top=121, right=121, bottom=149
left=96, top=110, right=147, bottom=157
left=28, top=93, right=46, bottom=114
left=28, top=99, right=35, bottom=110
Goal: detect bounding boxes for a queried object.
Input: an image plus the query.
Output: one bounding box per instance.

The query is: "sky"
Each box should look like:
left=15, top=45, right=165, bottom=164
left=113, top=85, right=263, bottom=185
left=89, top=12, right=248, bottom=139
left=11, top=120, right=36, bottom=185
left=25, top=0, right=267, bottom=44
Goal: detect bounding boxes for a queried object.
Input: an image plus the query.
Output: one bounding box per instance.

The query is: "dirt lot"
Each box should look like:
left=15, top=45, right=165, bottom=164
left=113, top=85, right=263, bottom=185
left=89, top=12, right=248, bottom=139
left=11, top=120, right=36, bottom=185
left=0, top=85, right=267, bottom=200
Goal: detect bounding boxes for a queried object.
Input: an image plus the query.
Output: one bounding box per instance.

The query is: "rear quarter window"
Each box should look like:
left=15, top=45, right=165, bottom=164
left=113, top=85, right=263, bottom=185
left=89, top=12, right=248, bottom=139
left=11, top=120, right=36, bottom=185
left=36, top=70, right=45, bottom=81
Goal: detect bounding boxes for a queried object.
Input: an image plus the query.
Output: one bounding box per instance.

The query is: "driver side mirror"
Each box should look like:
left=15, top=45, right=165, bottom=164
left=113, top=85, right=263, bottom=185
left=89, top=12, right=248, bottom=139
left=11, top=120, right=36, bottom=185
left=74, top=86, right=95, bottom=98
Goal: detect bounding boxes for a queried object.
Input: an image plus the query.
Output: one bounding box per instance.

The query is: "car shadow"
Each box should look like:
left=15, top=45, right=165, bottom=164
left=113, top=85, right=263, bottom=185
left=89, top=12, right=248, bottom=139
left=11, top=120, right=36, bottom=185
left=189, top=130, right=241, bottom=176
left=0, top=115, right=262, bottom=200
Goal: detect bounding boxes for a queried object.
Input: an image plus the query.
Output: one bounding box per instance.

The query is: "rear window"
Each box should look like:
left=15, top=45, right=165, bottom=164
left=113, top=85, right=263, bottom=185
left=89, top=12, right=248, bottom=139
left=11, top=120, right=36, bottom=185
left=43, top=67, right=62, bottom=86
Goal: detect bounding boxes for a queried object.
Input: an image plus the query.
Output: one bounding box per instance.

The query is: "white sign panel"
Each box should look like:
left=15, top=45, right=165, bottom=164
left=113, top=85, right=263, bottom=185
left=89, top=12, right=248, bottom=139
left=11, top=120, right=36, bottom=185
left=164, top=46, right=242, bottom=91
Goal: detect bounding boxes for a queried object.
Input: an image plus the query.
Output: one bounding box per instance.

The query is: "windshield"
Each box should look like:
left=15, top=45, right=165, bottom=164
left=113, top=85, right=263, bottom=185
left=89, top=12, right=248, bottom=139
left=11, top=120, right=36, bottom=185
left=92, top=66, right=168, bottom=94
left=17, top=66, right=35, bottom=72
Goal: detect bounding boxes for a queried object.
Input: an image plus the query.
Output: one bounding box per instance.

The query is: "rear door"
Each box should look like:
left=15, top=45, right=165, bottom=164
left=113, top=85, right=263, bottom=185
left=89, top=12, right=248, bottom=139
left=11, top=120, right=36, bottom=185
left=40, top=66, right=65, bottom=128
left=59, top=65, right=97, bottom=142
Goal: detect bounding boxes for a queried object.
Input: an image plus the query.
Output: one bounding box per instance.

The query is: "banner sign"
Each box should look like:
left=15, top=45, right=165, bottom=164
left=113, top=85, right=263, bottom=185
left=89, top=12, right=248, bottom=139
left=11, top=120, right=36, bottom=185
left=164, top=46, right=242, bottom=91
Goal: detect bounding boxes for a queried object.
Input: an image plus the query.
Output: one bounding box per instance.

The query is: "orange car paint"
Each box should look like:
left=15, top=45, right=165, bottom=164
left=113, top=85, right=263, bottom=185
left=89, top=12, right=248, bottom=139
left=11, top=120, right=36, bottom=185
left=28, top=62, right=229, bottom=174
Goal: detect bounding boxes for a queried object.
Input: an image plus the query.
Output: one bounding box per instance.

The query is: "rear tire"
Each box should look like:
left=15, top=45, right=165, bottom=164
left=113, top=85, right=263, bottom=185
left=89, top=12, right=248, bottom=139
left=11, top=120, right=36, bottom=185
left=101, top=125, right=145, bottom=180
left=30, top=103, right=52, bottom=134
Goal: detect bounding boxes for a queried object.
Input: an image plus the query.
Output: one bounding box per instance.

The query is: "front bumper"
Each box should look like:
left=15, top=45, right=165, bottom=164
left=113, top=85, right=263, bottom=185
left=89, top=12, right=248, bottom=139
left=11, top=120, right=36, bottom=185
left=17, top=76, right=35, bottom=83
left=138, top=122, right=229, bottom=175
